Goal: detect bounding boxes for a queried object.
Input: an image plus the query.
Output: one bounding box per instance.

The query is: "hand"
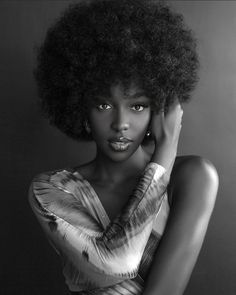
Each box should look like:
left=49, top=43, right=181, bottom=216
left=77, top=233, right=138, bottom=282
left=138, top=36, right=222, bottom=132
left=150, top=99, right=183, bottom=172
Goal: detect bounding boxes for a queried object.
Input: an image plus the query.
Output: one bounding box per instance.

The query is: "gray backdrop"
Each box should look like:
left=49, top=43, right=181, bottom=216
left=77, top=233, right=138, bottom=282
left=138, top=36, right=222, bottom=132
left=1, top=1, right=235, bottom=294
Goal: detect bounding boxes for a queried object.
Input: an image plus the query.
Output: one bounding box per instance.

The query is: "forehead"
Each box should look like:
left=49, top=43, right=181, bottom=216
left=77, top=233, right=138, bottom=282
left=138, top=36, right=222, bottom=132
left=111, top=81, right=144, bottom=98
left=91, top=81, right=149, bottom=102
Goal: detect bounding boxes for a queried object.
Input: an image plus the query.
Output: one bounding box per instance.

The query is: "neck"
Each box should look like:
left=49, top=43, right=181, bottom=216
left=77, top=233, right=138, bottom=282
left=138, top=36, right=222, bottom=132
left=92, top=146, right=149, bottom=183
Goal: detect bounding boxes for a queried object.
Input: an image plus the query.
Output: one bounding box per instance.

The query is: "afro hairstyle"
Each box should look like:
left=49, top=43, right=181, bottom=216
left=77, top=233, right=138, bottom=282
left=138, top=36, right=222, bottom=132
left=34, top=0, right=199, bottom=141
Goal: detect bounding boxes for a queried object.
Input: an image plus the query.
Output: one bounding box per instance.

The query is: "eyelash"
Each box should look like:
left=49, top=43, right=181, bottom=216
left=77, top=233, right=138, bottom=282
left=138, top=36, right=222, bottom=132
left=97, top=103, right=111, bottom=110
left=131, top=104, right=149, bottom=112
left=96, top=103, right=149, bottom=112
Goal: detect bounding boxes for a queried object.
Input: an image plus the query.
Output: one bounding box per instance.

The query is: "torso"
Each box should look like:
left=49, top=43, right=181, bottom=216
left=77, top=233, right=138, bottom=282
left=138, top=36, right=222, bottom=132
left=75, top=164, right=143, bottom=221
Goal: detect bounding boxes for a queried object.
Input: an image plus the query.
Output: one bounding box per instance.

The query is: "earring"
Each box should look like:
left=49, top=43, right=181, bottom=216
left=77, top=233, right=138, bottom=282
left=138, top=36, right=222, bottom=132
left=84, top=120, right=91, bottom=134
left=146, top=130, right=151, bottom=137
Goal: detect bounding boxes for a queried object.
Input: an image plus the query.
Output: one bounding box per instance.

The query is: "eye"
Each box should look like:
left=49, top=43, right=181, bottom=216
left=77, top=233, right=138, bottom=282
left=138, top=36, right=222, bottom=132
left=97, top=103, right=111, bottom=111
left=131, top=104, right=148, bottom=112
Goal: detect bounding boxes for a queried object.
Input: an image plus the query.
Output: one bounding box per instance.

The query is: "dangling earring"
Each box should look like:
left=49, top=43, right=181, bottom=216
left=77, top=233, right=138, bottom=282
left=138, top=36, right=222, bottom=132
left=84, top=120, right=91, bottom=134
left=146, top=130, right=151, bottom=137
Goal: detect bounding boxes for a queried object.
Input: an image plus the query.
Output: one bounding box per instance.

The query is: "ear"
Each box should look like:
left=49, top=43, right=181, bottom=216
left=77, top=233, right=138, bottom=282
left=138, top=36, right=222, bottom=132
left=84, top=120, right=91, bottom=134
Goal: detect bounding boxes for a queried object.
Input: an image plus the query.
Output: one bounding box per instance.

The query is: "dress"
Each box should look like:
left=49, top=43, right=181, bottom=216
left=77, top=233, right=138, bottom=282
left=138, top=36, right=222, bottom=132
left=28, top=162, right=170, bottom=294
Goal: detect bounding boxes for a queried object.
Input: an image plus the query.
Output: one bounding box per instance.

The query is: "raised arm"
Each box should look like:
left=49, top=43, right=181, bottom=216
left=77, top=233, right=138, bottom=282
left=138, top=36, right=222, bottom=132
left=28, top=161, right=168, bottom=288
left=141, top=100, right=218, bottom=294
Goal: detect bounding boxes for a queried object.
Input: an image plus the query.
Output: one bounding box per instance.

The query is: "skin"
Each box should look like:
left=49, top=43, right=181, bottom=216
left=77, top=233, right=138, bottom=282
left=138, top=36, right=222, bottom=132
left=78, top=81, right=153, bottom=220
left=142, top=155, right=218, bottom=295
left=88, top=81, right=151, bottom=171
left=76, top=81, right=219, bottom=294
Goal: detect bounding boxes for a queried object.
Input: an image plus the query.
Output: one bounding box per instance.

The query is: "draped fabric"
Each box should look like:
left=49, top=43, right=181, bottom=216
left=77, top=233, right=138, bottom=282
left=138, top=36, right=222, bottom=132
left=28, top=162, right=170, bottom=294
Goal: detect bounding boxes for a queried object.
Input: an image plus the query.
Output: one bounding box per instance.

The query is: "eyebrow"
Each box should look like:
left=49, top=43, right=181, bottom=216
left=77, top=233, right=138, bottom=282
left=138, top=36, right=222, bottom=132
left=90, top=97, right=107, bottom=103
left=128, top=92, right=147, bottom=99
left=91, top=92, right=148, bottom=103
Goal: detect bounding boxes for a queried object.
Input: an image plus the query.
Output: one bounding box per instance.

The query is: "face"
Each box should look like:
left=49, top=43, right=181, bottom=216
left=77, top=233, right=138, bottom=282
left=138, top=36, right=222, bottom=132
left=87, top=81, right=151, bottom=162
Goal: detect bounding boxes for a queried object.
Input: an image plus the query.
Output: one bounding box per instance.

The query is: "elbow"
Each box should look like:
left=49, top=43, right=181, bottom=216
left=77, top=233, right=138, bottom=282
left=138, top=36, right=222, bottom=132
left=196, top=156, right=219, bottom=213
left=174, top=155, right=219, bottom=215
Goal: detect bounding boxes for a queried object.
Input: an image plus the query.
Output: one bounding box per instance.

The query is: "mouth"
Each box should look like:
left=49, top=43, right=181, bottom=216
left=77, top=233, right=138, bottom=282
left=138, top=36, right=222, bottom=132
left=109, top=136, right=133, bottom=143
left=108, top=137, right=133, bottom=152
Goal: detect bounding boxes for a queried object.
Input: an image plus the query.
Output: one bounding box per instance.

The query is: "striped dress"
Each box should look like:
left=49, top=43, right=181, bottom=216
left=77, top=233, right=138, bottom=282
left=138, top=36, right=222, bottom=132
left=28, top=162, right=170, bottom=294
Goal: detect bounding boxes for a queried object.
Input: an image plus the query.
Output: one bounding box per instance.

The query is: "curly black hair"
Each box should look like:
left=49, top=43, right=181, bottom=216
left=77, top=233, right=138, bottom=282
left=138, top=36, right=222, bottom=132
left=34, top=0, right=199, bottom=141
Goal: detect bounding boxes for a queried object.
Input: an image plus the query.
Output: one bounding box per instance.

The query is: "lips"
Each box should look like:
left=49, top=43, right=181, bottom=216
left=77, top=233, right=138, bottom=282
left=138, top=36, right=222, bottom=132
left=108, top=136, right=133, bottom=152
left=108, top=136, right=133, bottom=143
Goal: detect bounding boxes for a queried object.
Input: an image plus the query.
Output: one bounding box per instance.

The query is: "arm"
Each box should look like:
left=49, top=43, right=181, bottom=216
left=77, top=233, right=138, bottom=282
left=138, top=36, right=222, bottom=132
left=141, top=100, right=218, bottom=294
left=28, top=161, right=168, bottom=287
left=142, top=157, right=219, bottom=295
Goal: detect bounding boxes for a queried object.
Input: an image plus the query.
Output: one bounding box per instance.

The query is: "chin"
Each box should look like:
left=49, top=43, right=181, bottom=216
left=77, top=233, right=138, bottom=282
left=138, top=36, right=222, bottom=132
left=107, top=151, right=133, bottom=163
left=107, top=144, right=142, bottom=163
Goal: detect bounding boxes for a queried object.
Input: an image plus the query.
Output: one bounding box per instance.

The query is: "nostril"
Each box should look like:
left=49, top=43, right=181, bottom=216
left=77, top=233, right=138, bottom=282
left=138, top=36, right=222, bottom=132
left=111, top=122, right=129, bottom=132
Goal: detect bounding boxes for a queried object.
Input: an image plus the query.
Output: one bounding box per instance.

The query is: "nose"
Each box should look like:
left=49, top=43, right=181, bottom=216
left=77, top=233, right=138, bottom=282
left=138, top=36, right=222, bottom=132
left=111, top=109, right=130, bottom=132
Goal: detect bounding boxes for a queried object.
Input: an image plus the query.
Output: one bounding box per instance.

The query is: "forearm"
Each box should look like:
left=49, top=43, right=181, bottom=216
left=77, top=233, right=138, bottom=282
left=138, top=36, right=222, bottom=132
left=142, top=157, right=219, bottom=295
left=142, top=199, right=211, bottom=295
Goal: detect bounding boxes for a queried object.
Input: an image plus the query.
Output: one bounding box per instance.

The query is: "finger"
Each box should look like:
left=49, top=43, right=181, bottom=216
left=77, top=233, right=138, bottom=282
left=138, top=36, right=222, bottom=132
left=167, top=98, right=182, bottom=113
left=150, top=110, right=164, bottom=137
left=158, top=110, right=165, bottom=129
left=151, top=110, right=164, bottom=123
left=161, top=110, right=165, bottom=121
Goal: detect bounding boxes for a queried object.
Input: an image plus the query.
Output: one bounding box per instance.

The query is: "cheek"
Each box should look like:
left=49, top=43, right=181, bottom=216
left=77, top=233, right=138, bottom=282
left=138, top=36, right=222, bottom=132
left=135, top=112, right=151, bottom=132
left=89, top=113, right=109, bottom=140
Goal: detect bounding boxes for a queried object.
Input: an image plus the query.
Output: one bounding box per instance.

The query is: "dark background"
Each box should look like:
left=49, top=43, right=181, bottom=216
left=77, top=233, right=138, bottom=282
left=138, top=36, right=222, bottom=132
left=1, top=1, right=236, bottom=294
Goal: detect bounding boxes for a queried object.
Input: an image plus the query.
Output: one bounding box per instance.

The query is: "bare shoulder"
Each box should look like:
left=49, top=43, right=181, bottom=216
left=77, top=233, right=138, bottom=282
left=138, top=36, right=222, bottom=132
left=167, top=155, right=219, bottom=205
left=173, top=155, right=218, bottom=179
left=172, top=155, right=218, bottom=180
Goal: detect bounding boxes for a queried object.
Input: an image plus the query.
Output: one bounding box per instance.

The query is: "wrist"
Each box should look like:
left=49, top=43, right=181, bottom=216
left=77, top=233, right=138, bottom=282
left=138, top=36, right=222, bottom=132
left=151, top=140, right=176, bottom=171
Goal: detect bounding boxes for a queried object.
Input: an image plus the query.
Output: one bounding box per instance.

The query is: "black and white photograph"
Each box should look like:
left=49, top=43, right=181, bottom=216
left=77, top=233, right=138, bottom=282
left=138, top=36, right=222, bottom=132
left=1, top=1, right=235, bottom=294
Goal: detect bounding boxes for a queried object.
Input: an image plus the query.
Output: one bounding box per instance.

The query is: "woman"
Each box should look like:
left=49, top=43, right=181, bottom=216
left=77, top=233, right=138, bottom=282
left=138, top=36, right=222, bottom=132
left=29, top=0, right=219, bottom=294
